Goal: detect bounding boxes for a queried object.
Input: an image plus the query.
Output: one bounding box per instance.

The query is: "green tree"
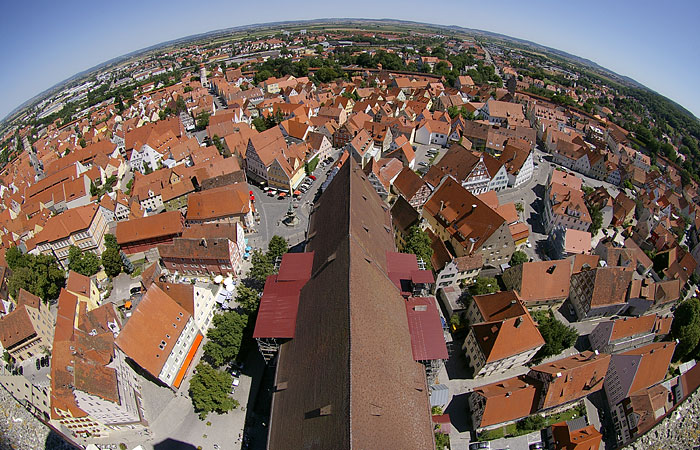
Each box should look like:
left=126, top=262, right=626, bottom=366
left=515, top=202, right=524, bottom=214
left=671, top=298, right=700, bottom=361
left=188, top=363, right=238, bottom=420
left=252, top=116, right=268, bottom=131
left=267, top=235, right=289, bottom=264
left=402, top=226, right=434, bottom=270
left=79, top=138, right=87, bottom=148
left=434, top=430, right=450, bottom=449
left=533, top=311, right=579, bottom=361
left=67, top=246, right=101, bottom=276
left=315, top=67, right=338, bottom=83
left=254, top=69, right=273, bottom=85
left=470, top=277, right=499, bottom=295
left=5, top=246, right=24, bottom=270
left=517, top=414, right=546, bottom=431
left=7, top=254, right=65, bottom=301
left=203, top=311, right=248, bottom=367
left=101, top=247, right=123, bottom=278
left=249, top=250, right=275, bottom=288
left=196, top=112, right=210, bottom=130
left=235, top=285, right=260, bottom=315
left=509, top=250, right=528, bottom=266
left=104, top=234, right=119, bottom=251
left=589, top=205, right=603, bottom=235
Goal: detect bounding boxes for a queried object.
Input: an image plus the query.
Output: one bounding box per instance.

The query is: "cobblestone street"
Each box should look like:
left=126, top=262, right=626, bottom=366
left=0, top=386, right=74, bottom=450
left=623, top=387, right=700, bottom=450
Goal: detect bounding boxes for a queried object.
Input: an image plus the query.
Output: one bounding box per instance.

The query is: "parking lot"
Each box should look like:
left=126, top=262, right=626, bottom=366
left=246, top=151, right=341, bottom=250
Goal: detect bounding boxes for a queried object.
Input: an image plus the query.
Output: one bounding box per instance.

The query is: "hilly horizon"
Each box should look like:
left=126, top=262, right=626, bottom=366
left=2, top=17, right=698, bottom=128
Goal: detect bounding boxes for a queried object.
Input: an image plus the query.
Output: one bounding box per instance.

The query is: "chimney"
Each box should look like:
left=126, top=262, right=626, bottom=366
left=440, top=200, right=445, bottom=211
left=514, top=317, right=523, bottom=328
left=505, top=392, right=511, bottom=398
left=200, top=238, right=207, bottom=248
left=469, top=237, right=479, bottom=254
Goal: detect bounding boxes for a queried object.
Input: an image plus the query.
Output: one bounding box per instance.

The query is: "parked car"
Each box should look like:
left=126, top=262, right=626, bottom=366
left=309, top=175, right=317, bottom=180
left=232, top=378, right=240, bottom=387
left=529, top=443, right=544, bottom=450
left=469, top=442, right=490, bottom=450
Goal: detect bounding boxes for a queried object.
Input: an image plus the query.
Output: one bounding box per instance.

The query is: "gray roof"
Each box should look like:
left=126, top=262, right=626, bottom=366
left=430, top=384, right=450, bottom=408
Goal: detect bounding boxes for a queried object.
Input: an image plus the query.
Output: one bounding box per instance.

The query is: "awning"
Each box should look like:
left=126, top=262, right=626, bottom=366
left=293, top=190, right=301, bottom=196
left=173, top=333, right=203, bottom=389
left=279, top=192, right=287, bottom=197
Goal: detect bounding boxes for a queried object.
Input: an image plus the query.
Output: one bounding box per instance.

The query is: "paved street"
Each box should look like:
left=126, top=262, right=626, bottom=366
left=246, top=150, right=341, bottom=251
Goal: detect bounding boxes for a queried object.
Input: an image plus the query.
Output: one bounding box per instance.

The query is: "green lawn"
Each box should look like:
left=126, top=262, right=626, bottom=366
left=479, top=403, right=585, bottom=441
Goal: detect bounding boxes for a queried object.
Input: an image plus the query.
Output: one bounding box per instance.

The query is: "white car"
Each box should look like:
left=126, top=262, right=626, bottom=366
left=526, top=241, right=532, bottom=248
left=232, top=378, right=240, bottom=387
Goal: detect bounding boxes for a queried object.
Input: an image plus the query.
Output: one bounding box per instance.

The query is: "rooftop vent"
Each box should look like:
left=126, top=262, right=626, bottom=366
left=414, top=305, right=428, bottom=312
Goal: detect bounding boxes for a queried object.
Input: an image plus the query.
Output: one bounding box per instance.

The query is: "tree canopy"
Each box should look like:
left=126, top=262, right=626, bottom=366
left=402, top=225, right=434, bottom=270
left=101, top=247, right=123, bottom=278
left=5, top=248, right=66, bottom=301
left=248, top=250, right=275, bottom=289
left=533, top=311, right=579, bottom=362
left=469, top=277, right=499, bottom=296
left=203, top=311, right=248, bottom=367
left=671, top=298, right=700, bottom=361
left=67, top=246, right=101, bottom=277
left=188, top=363, right=238, bottom=420
left=235, top=285, right=260, bottom=316
left=267, top=235, right=289, bottom=264
left=509, top=250, right=528, bottom=266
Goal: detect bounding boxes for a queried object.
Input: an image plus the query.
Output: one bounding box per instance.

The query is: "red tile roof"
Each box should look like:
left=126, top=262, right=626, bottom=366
left=115, top=284, right=192, bottom=377
left=473, top=375, right=540, bottom=428
left=405, top=297, right=449, bottom=361
left=253, top=252, right=314, bottom=339
left=115, top=210, right=184, bottom=245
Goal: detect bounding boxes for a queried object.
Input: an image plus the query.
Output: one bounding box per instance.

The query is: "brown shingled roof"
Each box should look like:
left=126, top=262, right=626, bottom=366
left=472, top=313, right=544, bottom=363
left=268, top=159, right=434, bottom=450
left=473, top=375, right=540, bottom=428
left=529, top=351, right=611, bottom=410
left=115, top=210, right=184, bottom=245
left=115, top=284, right=192, bottom=378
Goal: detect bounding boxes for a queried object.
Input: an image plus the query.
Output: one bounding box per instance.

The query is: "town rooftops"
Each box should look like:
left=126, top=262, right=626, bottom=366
left=472, top=312, right=544, bottom=363
left=550, top=419, right=603, bottom=450
left=609, top=315, right=658, bottom=341
left=65, top=270, right=91, bottom=298
left=564, top=229, right=591, bottom=255
left=423, top=176, right=506, bottom=255
left=115, top=210, right=184, bottom=245
left=584, top=267, right=634, bottom=307
left=186, top=184, right=251, bottom=221
left=619, top=342, right=676, bottom=396
left=530, top=351, right=611, bottom=409
left=473, top=291, right=526, bottom=322
left=507, top=260, right=571, bottom=303
left=0, top=303, right=35, bottom=350
left=32, top=203, right=99, bottom=246
left=115, top=284, right=192, bottom=377
left=472, top=375, right=540, bottom=428
left=158, top=237, right=233, bottom=261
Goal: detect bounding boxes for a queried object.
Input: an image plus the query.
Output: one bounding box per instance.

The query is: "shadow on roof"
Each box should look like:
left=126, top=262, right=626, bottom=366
left=154, top=438, right=199, bottom=450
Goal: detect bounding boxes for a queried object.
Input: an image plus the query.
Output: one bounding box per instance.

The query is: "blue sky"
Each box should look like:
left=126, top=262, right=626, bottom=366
left=1, top=0, right=699, bottom=122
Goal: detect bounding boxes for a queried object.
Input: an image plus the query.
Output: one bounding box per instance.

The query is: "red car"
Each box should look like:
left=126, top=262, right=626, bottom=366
left=309, top=175, right=317, bottom=180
